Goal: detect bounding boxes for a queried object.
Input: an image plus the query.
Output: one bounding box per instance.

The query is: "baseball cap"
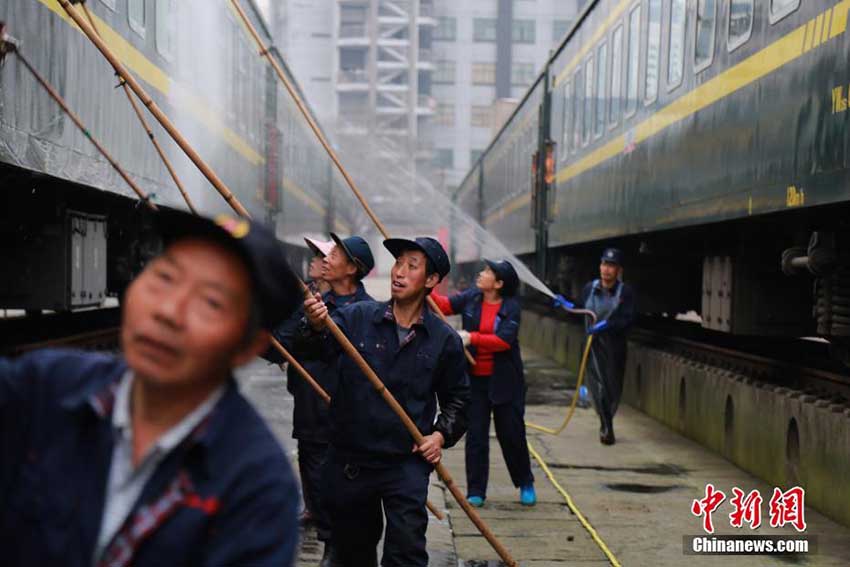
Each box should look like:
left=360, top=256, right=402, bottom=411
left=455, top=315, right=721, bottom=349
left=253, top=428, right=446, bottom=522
left=329, top=233, right=375, bottom=278
left=601, top=248, right=624, bottom=265
left=383, top=237, right=451, bottom=281
left=483, top=259, right=519, bottom=296
left=157, top=209, right=301, bottom=330
left=304, top=236, right=334, bottom=258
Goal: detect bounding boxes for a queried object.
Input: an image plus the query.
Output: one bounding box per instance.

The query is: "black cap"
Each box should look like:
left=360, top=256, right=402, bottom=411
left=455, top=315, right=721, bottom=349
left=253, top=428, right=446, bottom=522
left=383, top=237, right=451, bottom=281
left=330, top=233, right=375, bottom=278
left=601, top=247, right=624, bottom=265
left=484, top=259, right=520, bottom=296
left=157, top=210, right=301, bottom=330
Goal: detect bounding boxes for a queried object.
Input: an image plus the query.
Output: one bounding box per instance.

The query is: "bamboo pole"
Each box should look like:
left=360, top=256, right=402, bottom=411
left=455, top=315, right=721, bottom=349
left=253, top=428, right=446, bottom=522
left=56, top=0, right=248, bottom=218
left=8, top=48, right=156, bottom=211
left=228, top=0, right=477, bottom=367
left=79, top=3, right=198, bottom=215
left=54, top=0, right=457, bottom=525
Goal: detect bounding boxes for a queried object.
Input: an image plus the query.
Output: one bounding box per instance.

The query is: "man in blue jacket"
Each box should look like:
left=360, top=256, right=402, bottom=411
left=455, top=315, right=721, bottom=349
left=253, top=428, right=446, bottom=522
left=0, top=211, right=302, bottom=567
left=578, top=247, right=637, bottom=445
left=266, top=233, right=374, bottom=566
left=301, top=237, right=470, bottom=567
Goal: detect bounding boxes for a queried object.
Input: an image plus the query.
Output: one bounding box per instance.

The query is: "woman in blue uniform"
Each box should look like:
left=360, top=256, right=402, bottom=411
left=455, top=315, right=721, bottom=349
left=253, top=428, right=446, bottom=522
left=432, top=259, right=535, bottom=507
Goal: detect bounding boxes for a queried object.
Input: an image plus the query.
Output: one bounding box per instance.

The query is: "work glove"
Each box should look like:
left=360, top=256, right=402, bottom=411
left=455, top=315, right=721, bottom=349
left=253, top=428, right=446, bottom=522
left=457, top=330, right=472, bottom=347
left=589, top=320, right=608, bottom=334
left=553, top=294, right=575, bottom=310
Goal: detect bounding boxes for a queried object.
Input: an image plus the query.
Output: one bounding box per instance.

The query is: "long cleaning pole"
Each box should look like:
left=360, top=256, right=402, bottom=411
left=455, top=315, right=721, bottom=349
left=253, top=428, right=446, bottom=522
left=79, top=3, right=198, bottom=215
left=228, top=0, right=477, bottom=366
left=55, top=0, right=462, bottom=526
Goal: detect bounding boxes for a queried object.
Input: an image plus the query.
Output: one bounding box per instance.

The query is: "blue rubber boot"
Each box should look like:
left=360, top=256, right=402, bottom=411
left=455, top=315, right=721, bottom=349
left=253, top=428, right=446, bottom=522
left=467, top=495, right=485, bottom=507
left=520, top=484, right=537, bottom=506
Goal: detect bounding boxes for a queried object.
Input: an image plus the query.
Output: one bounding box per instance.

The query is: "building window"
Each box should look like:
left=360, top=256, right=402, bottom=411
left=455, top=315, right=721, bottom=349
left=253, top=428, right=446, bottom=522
left=155, top=0, right=176, bottom=60
left=553, top=20, right=571, bottom=42
left=473, top=18, right=498, bottom=42
left=128, top=0, right=145, bottom=37
left=434, top=60, right=456, bottom=84
left=511, top=62, right=535, bottom=86
left=609, top=25, right=623, bottom=126
left=470, top=149, right=483, bottom=164
left=595, top=42, right=607, bottom=138
left=583, top=57, right=593, bottom=144
left=512, top=20, right=536, bottom=43
left=472, top=62, right=496, bottom=85
left=435, top=149, right=454, bottom=168
left=471, top=105, right=491, bottom=128
left=435, top=103, right=454, bottom=126
left=695, top=0, right=717, bottom=71
left=625, top=4, right=641, bottom=116
left=434, top=17, right=457, bottom=41
left=668, top=0, right=686, bottom=88
left=645, top=0, right=662, bottom=103
left=728, top=0, right=754, bottom=50
left=770, top=0, right=800, bottom=22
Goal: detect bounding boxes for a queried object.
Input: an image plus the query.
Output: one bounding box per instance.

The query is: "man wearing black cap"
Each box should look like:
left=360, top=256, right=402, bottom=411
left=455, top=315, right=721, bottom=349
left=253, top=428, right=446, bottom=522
left=301, top=236, right=469, bottom=567
left=265, top=233, right=374, bottom=565
left=0, top=212, right=302, bottom=567
left=431, top=259, right=535, bottom=507
left=577, top=247, right=636, bottom=445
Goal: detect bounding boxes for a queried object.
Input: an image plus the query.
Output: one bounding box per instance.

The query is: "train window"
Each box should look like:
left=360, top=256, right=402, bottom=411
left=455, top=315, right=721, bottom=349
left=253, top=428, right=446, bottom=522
left=694, top=0, right=717, bottom=71
left=728, top=0, right=754, bottom=51
left=625, top=4, right=641, bottom=116
left=595, top=42, right=607, bottom=138
left=667, top=0, right=686, bottom=89
left=644, top=0, right=662, bottom=104
left=609, top=25, right=624, bottom=127
left=770, top=0, right=800, bottom=23
left=573, top=70, right=583, bottom=152
left=583, top=57, right=594, bottom=145
left=560, top=81, right=572, bottom=160
left=155, top=0, right=176, bottom=60
left=128, top=0, right=145, bottom=37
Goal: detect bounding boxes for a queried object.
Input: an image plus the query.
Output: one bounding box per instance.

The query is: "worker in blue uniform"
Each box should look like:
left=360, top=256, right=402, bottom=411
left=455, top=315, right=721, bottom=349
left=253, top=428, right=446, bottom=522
left=431, top=259, right=535, bottom=507
left=300, top=237, right=470, bottom=567
left=577, top=248, right=637, bottom=445
left=265, top=233, right=374, bottom=566
left=0, top=211, right=302, bottom=567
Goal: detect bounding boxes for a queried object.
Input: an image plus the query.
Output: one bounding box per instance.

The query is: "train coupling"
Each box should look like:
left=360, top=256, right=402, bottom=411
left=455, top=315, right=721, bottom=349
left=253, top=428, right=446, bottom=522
left=0, top=22, right=21, bottom=63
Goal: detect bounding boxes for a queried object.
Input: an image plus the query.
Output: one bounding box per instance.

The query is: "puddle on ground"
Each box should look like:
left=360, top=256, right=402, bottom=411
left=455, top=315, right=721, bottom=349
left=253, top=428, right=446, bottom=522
left=547, top=462, right=688, bottom=476
left=604, top=483, right=686, bottom=494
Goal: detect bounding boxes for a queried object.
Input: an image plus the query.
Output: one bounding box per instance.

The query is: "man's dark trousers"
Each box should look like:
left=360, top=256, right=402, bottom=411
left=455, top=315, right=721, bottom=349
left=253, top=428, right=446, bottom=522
left=324, top=453, right=432, bottom=567
left=297, top=440, right=330, bottom=539
left=465, top=376, right=533, bottom=498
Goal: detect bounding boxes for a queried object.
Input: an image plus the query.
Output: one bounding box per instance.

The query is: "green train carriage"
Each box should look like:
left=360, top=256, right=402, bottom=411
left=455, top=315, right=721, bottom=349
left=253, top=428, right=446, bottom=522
left=457, top=0, right=850, bottom=359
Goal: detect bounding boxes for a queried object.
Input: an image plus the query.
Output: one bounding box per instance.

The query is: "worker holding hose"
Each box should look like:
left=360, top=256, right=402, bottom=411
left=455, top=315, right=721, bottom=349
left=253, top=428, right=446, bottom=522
left=578, top=248, right=637, bottom=445
left=431, top=259, right=536, bottom=508
left=299, top=237, right=469, bottom=567
left=263, top=234, right=374, bottom=567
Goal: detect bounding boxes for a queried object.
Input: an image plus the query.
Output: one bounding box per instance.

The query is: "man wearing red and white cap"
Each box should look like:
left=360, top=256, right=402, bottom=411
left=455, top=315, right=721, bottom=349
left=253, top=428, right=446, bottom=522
left=266, top=233, right=374, bottom=566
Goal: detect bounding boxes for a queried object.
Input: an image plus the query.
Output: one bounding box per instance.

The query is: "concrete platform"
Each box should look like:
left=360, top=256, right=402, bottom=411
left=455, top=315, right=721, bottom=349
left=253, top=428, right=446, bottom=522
left=238, top=348, right=850, bottom=565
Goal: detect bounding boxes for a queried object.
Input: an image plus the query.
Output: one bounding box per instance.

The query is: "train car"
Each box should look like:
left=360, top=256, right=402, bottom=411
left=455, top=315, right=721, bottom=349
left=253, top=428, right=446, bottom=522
left=457, top=0, right=850, bottom=361
left=0, top=0, right=338, bottom=312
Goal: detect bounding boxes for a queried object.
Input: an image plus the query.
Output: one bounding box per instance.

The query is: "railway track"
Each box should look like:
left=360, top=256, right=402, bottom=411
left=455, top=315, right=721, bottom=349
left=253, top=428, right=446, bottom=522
left=0, top=307, right=121, bottom=355
left=630, top=322, right=850, bottom=403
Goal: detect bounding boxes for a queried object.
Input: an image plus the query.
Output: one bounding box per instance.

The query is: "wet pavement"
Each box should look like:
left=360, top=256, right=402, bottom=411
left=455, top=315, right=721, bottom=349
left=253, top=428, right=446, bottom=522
left=239, top=346, right=850, bottom=566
